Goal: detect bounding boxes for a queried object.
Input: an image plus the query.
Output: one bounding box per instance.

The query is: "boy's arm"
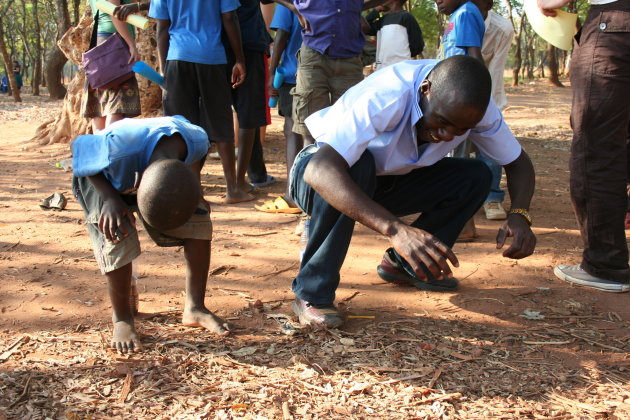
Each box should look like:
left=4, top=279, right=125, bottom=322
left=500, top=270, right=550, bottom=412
left=221, top=10, right=246, bottom=88
left=87, top=173, right=136, bottom=243
left=268, top=28, right=289, bottom=100
left=189, top=158, right=211, bottom=211
left=107, top=0, right=140, bottom=63
left=113, top=2, right=150, bottom=21
left=156, top=19, right=170, bottom=74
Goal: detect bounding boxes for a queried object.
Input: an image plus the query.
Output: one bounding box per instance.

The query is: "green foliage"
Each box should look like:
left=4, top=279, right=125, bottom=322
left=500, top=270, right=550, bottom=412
left=409, top=0, right=440, bottom=58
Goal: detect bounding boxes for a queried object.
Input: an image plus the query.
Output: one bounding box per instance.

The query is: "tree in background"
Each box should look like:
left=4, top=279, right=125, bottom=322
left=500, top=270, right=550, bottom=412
left=0, top=0, right=21, bottom=102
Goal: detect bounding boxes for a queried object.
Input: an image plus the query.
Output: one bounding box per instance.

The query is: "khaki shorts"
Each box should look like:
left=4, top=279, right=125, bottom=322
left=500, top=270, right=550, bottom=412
left=291, top=44, right=364, bottom=136
left=73, top=176, right=212, bottom=274
left=81, top=75, right=141, bottom=119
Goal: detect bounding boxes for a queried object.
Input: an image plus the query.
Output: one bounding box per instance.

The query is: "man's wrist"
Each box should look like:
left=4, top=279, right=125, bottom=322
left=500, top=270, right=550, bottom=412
left=508, top=208, right=532, bottom=226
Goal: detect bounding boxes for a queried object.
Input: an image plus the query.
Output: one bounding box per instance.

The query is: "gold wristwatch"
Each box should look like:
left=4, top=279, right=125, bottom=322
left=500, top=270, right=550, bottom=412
left=508, top=208, right=532, bottom=226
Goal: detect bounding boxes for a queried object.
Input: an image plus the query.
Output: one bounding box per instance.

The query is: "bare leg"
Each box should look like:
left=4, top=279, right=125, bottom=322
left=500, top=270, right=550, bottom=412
left=236, top=127, right=256, bottom=193
left=105, top=113, right=126, bottom=127
left=181, top=238, right=232, bottom=335
left=92, top=116, right=106, bottom=132
left=217, top=142, right=254, bottom=204
left=106, top=262, right=143, bottom=353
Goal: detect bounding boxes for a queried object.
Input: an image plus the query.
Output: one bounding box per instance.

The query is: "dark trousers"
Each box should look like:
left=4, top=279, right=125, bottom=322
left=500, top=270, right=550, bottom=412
left=247, top=128, right=268, bottom=184
left=569, top=1, right=630, bottom=282
left=290, top=149, right=491, bottom=305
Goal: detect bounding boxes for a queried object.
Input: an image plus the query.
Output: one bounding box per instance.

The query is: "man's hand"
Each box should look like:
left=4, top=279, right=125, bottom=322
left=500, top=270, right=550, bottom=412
left=537, top=0, right=570, bottom=17
left=231, top=61, right=246, bottom=88
left=113, top=2, right=139, bottom=21
left=496, top=214, right=536, bottom=259
left=99, top=196, right=136, bottom=243
left=390, top=223, right=459, bottom=280
left=296, top=10, right=310, bottom=32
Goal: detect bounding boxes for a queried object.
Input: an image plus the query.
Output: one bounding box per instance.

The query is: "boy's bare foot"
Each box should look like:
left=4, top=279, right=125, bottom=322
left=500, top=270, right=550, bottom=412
left=111, top=320, right=143, bottom=353
left=224, top=189, right=255, bottom=204
left=182, top=308, right=233, bottom=336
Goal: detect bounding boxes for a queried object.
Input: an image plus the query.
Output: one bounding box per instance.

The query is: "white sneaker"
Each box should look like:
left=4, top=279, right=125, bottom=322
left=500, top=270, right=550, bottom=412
left=554, top=264, right=630, bottom=293
left=483, top=201, right=507, bottom=220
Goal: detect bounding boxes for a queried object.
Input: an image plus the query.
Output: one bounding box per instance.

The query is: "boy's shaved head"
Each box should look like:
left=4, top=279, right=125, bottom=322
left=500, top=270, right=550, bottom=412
left=137, top=159, right=200, bottom=231
left=427, top=55, right=492, bottom=112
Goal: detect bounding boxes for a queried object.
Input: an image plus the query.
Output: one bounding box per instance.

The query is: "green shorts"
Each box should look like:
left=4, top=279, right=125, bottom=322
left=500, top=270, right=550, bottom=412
left=291, top=44, right=363, bottom=136
left=73, top=176, right=212, bottom=274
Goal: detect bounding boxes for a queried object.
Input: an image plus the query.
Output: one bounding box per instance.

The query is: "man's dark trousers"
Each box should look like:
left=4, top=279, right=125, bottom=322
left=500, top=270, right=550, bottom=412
left=290, top=150, right=492, bottom=305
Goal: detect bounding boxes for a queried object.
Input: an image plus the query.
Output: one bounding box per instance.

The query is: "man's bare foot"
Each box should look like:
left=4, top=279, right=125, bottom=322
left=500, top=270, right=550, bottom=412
left=111, top=320, right=143, bottom=353
left=224, top=189, right=255, bottom=204
left=237, top=181, right=254, bottom=194
left=182, top=308, right=233, bottom=336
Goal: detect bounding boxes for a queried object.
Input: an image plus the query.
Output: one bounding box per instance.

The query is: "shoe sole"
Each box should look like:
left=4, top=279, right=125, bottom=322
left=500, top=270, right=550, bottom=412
left=377, top=266, right=459, bottom=292
left=554, top=266, right=630, bottom=293
left=292, top=300, right=344, bottom=328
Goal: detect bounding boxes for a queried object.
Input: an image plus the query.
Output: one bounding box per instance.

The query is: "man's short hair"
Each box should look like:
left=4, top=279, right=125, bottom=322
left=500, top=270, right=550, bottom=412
left=427, top=55, right=492, bottom=112
left=137, top=159, right=200, bottom=231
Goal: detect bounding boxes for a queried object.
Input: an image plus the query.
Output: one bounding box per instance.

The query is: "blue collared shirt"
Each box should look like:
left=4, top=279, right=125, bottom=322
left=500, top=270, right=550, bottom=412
left=305, top=60, right=521, bottom=176
left=72, top=116, right=209, bottom=193
left=295, top=0, right=365, bottom=58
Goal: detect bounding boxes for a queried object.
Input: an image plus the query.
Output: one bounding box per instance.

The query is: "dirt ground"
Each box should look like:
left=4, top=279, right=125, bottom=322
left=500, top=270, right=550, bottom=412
left=0, top=81, right=629, bottom=419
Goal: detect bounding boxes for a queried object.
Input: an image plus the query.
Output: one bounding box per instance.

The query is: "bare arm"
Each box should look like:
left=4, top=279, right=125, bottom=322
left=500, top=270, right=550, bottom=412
left=106, top=0, right=140, bottom=63
left=304, top=144, right=459, bottom=280
left=113, top=2, right=150, bottom=21
left=87, top=173, right=136, bottom=243
left=496, top=150, right=537, bottom=259
left=538, top=0, right=570, bottom=16
left=363, top=0, right=388, bottom=10
left=221, top=10, right=246, bottom=88
left=156, top=19, right=170, bottom=74
left=268, top=28, right=289, bottom=100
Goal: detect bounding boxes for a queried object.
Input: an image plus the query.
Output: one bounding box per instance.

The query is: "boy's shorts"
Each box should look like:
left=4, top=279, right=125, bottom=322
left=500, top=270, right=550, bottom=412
left=81, top=75, right=141, bottom=119
left=228, top=49, right=268, bottom=129
left=163, top=60, right=234, bottom=143
left=73, top=176, right=212, bottom=275
left=278, top=83, right=295, bottom=118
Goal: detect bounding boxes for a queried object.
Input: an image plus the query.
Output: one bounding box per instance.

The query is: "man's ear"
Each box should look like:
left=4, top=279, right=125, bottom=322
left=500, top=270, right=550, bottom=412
left=420, top=79, right=431, bottom=96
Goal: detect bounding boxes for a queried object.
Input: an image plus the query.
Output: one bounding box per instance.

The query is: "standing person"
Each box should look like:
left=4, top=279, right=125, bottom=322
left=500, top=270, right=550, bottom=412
left=435, top=0, right=485, bottom=62
left=475, top=0, right=514, bottom=221
left=81, top=0, right=142, bottom=132
left=273, top=0, right=388, bottom=142
left=150, top=0, right=253, bottom=204
left=288, top=57, right=536, bottom=327
left=538, top=0, right=630, bottom=292
left=227, top=0, right=276, bottom=193
left=256, top=3, right=305, bottom=213
left=72, top=116, right=232, bottom=353
left=363, top=0, right=425, bottom=70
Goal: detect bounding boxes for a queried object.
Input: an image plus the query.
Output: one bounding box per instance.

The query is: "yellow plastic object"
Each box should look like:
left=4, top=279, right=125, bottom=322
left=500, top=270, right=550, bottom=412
left=523, top=0, right=577, bottom=51
left=95, top=0, right=149, bottom=30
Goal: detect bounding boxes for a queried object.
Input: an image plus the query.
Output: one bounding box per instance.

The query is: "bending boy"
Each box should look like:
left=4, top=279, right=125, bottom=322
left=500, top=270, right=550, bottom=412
left=289, top=57, right=537, bottom=327
left=72, top=116, right=230, bottom=353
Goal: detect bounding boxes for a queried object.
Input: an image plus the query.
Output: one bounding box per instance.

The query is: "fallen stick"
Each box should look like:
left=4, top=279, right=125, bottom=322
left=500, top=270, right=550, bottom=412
left=0, top=335, right=28, bottom=362
left=8, top=372, right=33, bottom=409
left=254, top=262, right=298, bottom=279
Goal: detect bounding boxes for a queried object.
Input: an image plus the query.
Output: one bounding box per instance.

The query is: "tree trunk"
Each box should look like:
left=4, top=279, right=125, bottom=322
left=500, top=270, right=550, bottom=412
left=32, top=0, right=42, bottom=96
left=0, top=16, right=21, bottom=102
left=512, top=15, right=525, bottom=86
left=32, top=10, right=162, bottom=145
left=546, top=43, right=564, bottom=87
left=45, top=0, right=71, bottom=99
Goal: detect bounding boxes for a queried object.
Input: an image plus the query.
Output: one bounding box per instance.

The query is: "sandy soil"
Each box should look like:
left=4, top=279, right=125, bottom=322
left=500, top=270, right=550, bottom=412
left=0, top=81, right=629, bottom=419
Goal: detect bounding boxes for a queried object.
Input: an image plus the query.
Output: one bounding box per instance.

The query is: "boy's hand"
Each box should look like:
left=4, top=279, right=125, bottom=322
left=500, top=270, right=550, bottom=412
left=496, top=214, right=537, bottom=259
left=296, top=11, right=311, bottom=32
left=99, top=197, right=136, bottom=243
left=267, top=72, right=278, bottom=102
left=127, top=44, right=141, bottom=64
left=231, top=61, right=246, bottom=88
left=113, top=3, right=139, bottom=21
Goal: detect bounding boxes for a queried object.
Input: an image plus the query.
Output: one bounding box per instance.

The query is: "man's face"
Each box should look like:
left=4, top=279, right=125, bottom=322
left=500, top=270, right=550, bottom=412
left=434, top=0, right=463, bottom=15
left=416, top=81, right=485, bottom=144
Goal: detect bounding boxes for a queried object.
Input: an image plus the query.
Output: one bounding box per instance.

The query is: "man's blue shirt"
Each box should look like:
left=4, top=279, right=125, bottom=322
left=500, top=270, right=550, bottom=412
left=294, top=0, right=365, bottom=58
left=149, top=0, right=240, bottom=65
left=441, top=2, right=485, bottom=59
left=72, top=116, right=209, bottom=193
left=270, top=4, right=302, bottom=84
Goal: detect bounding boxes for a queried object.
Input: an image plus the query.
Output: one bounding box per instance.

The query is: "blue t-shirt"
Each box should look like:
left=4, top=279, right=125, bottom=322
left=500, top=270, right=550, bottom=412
left=72, top=116, right=209, bottom=193
left=149, top=0, right=240, bottom=65
left=270, top=4, right=302, bottom=84
left=441, top=2, right=485, bottom=59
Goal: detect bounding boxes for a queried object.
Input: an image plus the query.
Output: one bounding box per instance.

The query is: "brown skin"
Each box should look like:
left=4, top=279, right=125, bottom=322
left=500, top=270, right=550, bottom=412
left=302, top=79, right=536, bottom=283
left=87, top=134, right=231, bottom=353
left=537, top=0, right=570, bottom=16
left=112, top=2, right=150, bottom=21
